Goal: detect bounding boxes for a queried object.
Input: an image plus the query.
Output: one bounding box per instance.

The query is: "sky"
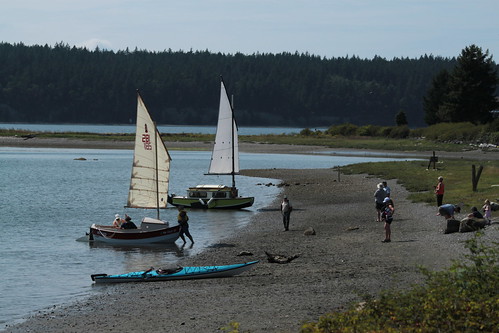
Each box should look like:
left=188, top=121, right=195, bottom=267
left=1, top=0, right=498, bottom=60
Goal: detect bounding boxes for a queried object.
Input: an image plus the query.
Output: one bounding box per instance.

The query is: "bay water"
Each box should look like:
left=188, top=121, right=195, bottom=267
left=0, top=145, right=408, bottom=329
left=0, top=123, right=325, bottom=136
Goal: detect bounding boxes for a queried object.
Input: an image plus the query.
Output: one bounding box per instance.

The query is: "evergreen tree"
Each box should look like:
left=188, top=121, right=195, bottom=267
left=423, top=69, right=451, bottom=125
left=440, top=45, right=498, bottom=124
left=395, top=110, right=408, bottom=126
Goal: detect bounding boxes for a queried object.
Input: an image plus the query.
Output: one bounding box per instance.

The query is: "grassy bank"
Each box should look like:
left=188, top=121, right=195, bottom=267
left=0, top=128, right=487, bottom=152
left=0, top=129, right=214, bottom=143
left=340, top=159, right=499, bottom=212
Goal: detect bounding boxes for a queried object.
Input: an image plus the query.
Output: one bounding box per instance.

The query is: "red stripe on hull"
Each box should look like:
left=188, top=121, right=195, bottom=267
left=90, top=225, right=180, bottom=243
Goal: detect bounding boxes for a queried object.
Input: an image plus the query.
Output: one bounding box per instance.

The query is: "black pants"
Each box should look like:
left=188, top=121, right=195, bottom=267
left=179, top=225, right=194, bottom=243
left=437, top=194, right=444, bottom=207
left=282, top=212, right=291, bottom=231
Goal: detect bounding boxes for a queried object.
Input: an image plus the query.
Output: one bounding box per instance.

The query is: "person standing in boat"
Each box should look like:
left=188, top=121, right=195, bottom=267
left=281, top=196, right=293, bottom=231
left=177, top=206, right=194, bottom=244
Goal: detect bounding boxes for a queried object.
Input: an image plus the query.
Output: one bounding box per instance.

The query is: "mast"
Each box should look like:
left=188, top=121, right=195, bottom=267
left=230, top=93, right=236, bottom=189
left=154, top=121, right=160, bottom=219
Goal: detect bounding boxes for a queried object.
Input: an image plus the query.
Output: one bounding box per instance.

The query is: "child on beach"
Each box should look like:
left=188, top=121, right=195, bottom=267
left=483, top=199, right=492, bottom=225
left=434, top=176, right=444, bottom=207
left=381, top=197, right=394, bottom=243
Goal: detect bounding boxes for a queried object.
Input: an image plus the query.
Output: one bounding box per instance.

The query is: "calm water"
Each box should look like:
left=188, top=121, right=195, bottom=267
left=0, top=147, right=408, bottom=329
left=0, top=123, right=326, bottom=136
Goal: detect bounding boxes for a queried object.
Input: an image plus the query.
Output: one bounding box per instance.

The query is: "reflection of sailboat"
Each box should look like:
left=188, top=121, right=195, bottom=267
left=88, top=91, right=180, bottom=244
left=168, top=77, right=254, bottom=209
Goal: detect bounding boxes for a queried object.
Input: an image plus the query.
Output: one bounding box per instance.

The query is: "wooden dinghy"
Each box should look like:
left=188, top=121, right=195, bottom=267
left=91, top=261, right=258, bottom=284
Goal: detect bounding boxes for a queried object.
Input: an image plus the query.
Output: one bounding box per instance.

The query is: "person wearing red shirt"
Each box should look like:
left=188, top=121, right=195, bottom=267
left=434, top=176, right=444, bottom=207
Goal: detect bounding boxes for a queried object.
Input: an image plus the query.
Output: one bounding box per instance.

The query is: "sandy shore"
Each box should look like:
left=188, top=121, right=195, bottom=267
left=1, top=135, right=498, bottom=160
left=2, top=137, right=498, bottom=332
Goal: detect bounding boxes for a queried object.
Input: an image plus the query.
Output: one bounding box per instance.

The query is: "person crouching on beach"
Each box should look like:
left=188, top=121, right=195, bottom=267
left=381, top=197, right=395, bottom=243
left=438, top=204, right=461, bottom=220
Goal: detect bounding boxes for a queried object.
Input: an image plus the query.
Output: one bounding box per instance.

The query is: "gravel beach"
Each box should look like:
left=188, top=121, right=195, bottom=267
left=2, top=137, right=498, bottom=333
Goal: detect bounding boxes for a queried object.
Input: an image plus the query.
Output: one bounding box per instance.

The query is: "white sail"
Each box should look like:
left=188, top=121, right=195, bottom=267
left=208, top=80, right=239, bottom=175
left=127, top=94, right=171, bottom=209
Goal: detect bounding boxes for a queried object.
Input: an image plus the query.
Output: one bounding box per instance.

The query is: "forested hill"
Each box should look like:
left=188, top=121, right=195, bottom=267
left=0, top=42, right=463, bottom=127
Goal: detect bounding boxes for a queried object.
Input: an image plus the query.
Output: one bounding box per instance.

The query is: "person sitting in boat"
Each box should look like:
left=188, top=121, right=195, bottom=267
left=120, top=215, right=137, bottom=229
left=113, top=214, right=125, bottom=228
left=230, top=187, right=238, bottom=198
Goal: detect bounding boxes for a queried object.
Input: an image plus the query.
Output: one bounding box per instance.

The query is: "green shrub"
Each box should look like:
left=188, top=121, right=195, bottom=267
left=389, top=125, right=410, bottom=138
left=300, top=233, right=499, bottom=333
left=300, top=128, right=324, bottom=137
left=300, top=128, right=314, bottom=136
left=325, top=123, right=358, bottom=136
left=358, top=125, right=382, bottom=136
left=380, top=126, right=393, bottom=137
left=422, top=122, right=482, bottom=142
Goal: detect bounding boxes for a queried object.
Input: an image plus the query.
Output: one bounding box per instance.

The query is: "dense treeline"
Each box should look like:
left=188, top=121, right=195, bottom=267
left=1, top=41, right=489, bottom=127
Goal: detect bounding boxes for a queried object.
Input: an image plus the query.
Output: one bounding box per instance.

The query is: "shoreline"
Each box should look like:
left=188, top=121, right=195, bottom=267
left=2, top=137, right=498, bottom=332
left=4, top=167, right=497, bottom=332
left=1, top=135, right=498, bottom=161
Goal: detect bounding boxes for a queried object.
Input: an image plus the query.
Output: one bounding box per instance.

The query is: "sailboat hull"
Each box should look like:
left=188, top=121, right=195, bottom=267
left=89, top=224, right=180, bottom=245
left=168, top=195, right=254, bottom=209
left=91, top=261, right=259, bottom=283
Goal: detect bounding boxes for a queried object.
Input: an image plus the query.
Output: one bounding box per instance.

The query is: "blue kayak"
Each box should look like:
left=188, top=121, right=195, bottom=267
left=91, top=261, right=258, bottom=284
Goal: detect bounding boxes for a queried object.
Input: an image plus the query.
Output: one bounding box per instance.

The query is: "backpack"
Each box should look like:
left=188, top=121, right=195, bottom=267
left=381, top=205, right=393, bottom=222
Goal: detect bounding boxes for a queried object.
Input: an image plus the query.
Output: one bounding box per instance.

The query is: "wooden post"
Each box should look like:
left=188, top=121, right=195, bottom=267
left=427, top=151, right=438, bottom=170
left=471, top=164, right=484, bottom=192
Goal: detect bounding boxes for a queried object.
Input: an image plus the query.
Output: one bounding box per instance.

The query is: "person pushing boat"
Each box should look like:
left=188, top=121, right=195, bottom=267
left=177, top=206, right=194, bottom=244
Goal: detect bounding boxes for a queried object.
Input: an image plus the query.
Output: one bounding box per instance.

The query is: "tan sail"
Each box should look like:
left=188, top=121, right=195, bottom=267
left=127, top=93, right=171, bottom=209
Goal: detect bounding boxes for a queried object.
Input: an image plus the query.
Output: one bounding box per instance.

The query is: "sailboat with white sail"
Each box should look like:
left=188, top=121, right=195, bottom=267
left=168, top=77, right=254, bottom=209
left=88, top=91, right=180, bottom=244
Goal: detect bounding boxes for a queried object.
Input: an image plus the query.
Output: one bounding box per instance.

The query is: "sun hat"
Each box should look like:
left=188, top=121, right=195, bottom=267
left=115, top=214, right=120, bottom=219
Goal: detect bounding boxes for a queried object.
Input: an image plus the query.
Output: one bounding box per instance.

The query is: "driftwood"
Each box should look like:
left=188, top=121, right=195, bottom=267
left=237, top=251, right=254, bottom=256
left=471, top=164, right=484, bottom=192
left=265, top=251, right=299, bottom=264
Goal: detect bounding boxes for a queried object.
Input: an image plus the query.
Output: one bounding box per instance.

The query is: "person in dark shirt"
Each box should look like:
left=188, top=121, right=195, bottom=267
left=120, top=215, right=137, bottom=229
left=177, top=206, right=194, bottom=244
left=468, top=206, right=484, bottom=219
